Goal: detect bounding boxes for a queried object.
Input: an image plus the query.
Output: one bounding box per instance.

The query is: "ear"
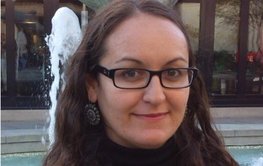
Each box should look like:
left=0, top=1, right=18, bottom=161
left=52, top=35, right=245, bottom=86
left=85, top=74, right=98, bottom=103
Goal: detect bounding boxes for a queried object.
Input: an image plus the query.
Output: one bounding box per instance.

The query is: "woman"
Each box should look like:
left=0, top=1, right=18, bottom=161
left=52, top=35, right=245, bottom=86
left=43, top=0, right=238, bottom=165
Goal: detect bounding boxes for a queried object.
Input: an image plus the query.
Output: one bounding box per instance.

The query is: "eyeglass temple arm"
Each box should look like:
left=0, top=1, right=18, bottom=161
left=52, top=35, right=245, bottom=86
left=95, top=65, right=112, bottom=77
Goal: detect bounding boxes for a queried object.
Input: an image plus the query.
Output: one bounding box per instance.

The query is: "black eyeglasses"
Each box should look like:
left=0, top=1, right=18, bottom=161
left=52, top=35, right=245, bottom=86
left=94, top=65, right=198, bottom=89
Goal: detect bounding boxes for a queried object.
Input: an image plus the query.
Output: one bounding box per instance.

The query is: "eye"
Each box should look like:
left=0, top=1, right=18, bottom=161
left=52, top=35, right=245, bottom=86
left=122, top=69, right=138, bottom=78
left=167, top=69, right=180, bottom=76
left=115, top=69, right=147, bottom=81
left=163, top=69, right=182, bottom=81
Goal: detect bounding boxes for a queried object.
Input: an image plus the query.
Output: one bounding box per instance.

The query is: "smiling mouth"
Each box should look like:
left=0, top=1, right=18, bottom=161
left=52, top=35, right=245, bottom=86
left=132, top=112, right=169, bottom=120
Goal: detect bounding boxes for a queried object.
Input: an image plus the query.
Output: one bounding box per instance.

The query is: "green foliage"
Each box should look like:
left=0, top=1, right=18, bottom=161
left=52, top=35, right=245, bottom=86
left=214, top=50, right=236, bottom=73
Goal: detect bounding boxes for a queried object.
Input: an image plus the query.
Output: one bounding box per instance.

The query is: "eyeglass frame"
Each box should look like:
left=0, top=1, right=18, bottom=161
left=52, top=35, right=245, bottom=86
left=94, top=65, right=199, bottom=89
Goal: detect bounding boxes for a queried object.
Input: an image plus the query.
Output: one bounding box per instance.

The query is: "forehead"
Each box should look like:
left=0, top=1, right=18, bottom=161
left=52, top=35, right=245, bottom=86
left=101, top=12, right=189, bottom=66
left=105, top=12, right=187, bottom=47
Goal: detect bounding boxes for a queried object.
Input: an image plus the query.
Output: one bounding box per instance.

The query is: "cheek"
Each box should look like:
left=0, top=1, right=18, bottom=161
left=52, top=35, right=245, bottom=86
left=97, top=88, right=142, bottom=142
left=96, top=80, right=141, bottom=119
left=169, top=89, right=189, bottom=118
left=177, top=88, right=189, bottom=106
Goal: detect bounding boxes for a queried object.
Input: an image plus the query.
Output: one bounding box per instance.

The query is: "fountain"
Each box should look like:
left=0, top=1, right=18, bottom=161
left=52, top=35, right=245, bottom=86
left=45, top=7, right=82, bottom=146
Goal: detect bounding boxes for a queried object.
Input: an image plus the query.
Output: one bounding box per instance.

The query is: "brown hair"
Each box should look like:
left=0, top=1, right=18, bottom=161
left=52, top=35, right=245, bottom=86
left=43, top=0, right=238, bottom=165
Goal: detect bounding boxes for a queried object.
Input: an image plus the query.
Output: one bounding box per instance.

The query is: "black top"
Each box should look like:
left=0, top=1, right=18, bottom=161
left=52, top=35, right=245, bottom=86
left=99, top=137, right=178, bottom=166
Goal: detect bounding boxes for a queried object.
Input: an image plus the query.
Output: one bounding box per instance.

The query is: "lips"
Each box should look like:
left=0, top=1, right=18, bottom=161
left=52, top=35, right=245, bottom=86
left=132, top=112, right=169, bottom=120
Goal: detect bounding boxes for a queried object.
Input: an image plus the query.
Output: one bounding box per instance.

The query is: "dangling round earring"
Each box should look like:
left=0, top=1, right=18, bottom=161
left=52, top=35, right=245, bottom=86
left=85, top=102, right=101, bottom=126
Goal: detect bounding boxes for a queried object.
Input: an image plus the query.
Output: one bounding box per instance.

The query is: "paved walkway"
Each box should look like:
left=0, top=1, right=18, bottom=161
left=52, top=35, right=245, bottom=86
left=1, top=121, right=47, bottom=130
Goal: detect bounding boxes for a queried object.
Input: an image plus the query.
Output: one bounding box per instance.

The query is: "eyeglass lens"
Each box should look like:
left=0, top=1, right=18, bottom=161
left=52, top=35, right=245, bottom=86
left=113, top=68, right=194, bottom=89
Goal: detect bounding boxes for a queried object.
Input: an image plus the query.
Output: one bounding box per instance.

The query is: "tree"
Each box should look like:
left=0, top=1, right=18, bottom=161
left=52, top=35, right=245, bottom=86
left=216, top=0, right=263, bottom=50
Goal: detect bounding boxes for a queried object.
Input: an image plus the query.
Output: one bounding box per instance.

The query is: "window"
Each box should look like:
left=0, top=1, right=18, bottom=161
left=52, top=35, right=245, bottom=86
left=14, top=0, right=47, bottom=97
left=177, top=0, right=263, bottom=106
left=176, top=3, right=200, bottom=54
left=1, top=0, right=50, bottom=108
left=246, top=0, right=263, bottom=94
left=1, top=0, right=90, bottom=109
left=211, top=0, right=240, bottom=95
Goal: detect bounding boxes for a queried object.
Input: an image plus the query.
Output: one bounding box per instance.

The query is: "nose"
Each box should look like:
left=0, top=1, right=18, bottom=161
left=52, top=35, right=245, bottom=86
left=143, top=76, right=166, bottom=105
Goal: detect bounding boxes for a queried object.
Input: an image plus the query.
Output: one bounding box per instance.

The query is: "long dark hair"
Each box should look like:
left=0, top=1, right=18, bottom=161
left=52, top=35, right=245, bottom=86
left=43, top=0, right=238, bottom=165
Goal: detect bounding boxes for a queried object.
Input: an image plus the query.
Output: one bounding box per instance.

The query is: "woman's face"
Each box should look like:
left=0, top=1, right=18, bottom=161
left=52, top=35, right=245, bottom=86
left=87, top=13, right=190, bottom=149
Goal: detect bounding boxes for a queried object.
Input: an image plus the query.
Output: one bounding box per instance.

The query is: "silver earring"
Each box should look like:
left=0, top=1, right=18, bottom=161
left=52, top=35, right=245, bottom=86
left=85, top=103, right=100, bottom=126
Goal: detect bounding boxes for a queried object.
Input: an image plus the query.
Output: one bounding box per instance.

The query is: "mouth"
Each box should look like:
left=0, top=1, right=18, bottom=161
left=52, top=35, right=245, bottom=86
left=131, top=112, right=169, bottom=120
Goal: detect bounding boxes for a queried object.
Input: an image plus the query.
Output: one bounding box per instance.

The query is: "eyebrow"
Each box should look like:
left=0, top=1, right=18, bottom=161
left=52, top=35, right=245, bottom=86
left=115, top=57, right=144, bottom=65
left=115, top=56, right=188, bottom=66
left=165, top=57, right=188, bottom=65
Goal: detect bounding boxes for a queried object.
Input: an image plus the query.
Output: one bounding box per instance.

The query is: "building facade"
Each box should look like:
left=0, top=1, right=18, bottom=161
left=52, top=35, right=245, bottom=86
left=1, top=0, right=263, bottom=109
